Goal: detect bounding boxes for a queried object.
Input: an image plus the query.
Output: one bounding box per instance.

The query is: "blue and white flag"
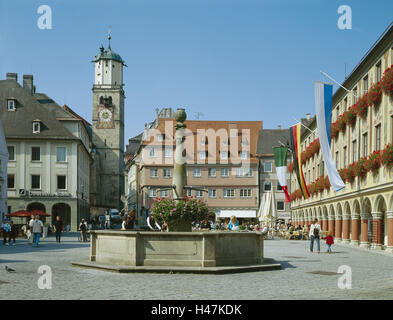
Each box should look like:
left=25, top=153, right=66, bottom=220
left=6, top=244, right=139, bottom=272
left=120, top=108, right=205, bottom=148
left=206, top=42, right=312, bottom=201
left=314, top=81, right=345, bottom=192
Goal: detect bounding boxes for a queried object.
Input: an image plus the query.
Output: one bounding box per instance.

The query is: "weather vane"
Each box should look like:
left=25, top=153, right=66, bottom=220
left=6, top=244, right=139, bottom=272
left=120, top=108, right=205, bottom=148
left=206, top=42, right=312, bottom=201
left=108, top=25, right=112, bottom=47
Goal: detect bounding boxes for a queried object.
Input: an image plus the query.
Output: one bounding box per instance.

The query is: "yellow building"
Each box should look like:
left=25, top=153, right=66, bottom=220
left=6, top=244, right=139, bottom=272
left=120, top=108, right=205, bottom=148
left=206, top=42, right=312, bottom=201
left=290, top=23, right=393, bottom=252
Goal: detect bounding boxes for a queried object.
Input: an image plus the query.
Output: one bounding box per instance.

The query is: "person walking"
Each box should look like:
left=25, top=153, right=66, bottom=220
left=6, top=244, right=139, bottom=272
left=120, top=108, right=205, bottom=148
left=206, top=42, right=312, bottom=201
left=309, top=219, right=322, bottom=253
left=2, top=220, right=10, bottom=245
left=324, top=231, right=335, bottom=254
left=28, top=214, right=35, bottom=244
left=30, top=215, right=43, bottom=247
left=8, top=221, right=17, bottom=246
left=53, top=216, right=64, bottom=243
left=79, top=219, right=88, bottom=242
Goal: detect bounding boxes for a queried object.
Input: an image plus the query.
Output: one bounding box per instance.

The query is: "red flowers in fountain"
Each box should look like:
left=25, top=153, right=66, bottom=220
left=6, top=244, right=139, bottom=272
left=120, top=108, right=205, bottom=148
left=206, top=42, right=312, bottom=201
left=364, top=151, right=381, bottom=173
left=381, top=144, right=393, bottom=168
left=381, top=65, right=393, bottom=97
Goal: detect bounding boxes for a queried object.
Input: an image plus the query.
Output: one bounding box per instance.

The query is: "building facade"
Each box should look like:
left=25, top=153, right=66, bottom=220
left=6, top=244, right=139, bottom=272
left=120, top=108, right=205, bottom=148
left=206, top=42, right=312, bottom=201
left=0, top=73, right=92, bottom=230
left=91, top=38, right=126, bottom=210
left=290, top=23, right=393, bottom=252
left=125, top=109, right=262, bottom=224
left=256, top=128, right=291, bottom=222
left=0, top=120, right=8, bottom=221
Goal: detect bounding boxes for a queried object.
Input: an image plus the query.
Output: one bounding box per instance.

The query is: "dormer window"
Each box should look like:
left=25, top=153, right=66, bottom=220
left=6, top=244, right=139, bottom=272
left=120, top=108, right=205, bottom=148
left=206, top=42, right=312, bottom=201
left=33, top=121, right=41, bottom=134
left=7, top=99, right=16, bottom=111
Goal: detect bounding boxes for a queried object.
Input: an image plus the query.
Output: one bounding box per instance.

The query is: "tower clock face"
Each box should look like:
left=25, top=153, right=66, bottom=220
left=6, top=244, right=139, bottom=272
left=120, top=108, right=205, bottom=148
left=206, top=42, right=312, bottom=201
left=99, top=109, right=113, bottom=122
left=97, top=106, right=115, bottom=129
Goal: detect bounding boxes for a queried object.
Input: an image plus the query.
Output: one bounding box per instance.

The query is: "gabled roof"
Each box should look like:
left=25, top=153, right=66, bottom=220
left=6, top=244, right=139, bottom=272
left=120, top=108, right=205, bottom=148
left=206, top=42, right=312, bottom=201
left=0, top=79, right=78, bottom=140
left=257, top=128, right=290, bottom=156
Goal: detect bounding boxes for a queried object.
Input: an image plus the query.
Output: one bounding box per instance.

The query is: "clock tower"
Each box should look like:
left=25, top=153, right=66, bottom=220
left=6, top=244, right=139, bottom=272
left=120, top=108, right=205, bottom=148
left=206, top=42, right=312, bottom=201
left=92, top=34, right=126, bottom=209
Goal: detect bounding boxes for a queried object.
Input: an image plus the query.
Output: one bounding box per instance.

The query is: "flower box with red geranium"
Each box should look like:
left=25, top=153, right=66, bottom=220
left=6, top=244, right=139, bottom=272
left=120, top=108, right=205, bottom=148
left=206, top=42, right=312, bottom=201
left=331, top=122, right=339, bottom=139
left=305, top=147, right=313, bottom=160
left=343, top=107, right=357, bottom=127
left=311, top=139, right=320, bottom=155
left=308, top=182, right=316, bottom=196
left=381, top=144, right=393, bottom=168
left=353, top=157, right=368, bottom=178
left=315, top=176, right=325, bottom=193
left=337, top=115, right=346, bottom=132
left=364, top=151, right=381, bottom=173
left=354, top=94, right=369, bottom=118
left=324, top=176, right=331, bottom=190
left=338, top=168, right=346, bottom=182
left=367, top=81, right=382, bottom=106
left=301, top=151, right=306, bottom=165
left=381, top=65, right=393, bottom=97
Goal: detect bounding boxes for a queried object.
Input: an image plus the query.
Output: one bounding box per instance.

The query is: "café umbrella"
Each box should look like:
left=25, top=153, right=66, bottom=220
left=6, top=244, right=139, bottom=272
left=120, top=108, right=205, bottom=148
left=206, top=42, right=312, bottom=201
left=6, top=210, right=51, bottom=217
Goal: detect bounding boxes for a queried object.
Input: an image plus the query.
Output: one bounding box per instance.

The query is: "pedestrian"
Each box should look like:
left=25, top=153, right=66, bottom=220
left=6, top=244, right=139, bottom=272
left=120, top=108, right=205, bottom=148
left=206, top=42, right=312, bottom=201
left=227, top=216, right=239, bottom=231
left=30, top=215, right=43, bottom=247
left=79, top=218, right=88, bottom=242
left=29, top=214, right=35, bottom=244
left=324, top=231, right=335, bottom=254
left=8, top=221, right=17, bottom=246
left=309, top=218, right=322, bottom=253
left=53, top=216, right=64, bottom=243
left=2, top=220, right=10, bottom=245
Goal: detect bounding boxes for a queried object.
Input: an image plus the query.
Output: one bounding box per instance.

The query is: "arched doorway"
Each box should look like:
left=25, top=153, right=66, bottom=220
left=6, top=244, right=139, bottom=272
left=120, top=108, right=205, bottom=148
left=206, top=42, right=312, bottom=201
left=362, top=198, right=373, bottom=244
left=52, top=203, right=71, bottom=226
left=27, top=202, right=47, bottom=223
left=375, top=196, right=387, bottom=247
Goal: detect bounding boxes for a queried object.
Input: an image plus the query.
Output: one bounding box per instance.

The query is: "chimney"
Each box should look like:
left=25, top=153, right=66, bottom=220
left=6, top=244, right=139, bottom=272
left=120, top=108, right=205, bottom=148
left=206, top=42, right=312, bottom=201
left=23, top=75, right=34, bottom=95
left=277, top=125, right=282, bottom=130
left=155, top=108, right=159, bottom=128
left=6, top=73, right=18, bottom=82
left=306, top=113, right=311, bottom=120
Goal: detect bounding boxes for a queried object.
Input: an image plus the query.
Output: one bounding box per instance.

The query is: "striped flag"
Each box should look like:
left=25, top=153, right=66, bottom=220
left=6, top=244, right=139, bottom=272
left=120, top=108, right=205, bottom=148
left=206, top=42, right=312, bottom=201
left=289, top=124, right=310, bottom=199
left=273, top=146, right=290, bottom=202
left=315, top=81, right=345, bottom=192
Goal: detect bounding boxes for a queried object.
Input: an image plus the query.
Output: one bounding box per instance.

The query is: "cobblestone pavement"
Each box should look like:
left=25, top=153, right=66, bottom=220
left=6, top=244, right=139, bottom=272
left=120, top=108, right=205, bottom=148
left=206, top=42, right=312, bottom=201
left=1, top=233, right=393, bottom=300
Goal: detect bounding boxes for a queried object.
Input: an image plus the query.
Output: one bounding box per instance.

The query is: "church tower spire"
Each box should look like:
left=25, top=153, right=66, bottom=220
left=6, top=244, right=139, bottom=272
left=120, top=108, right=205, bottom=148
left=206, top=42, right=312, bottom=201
left=91, top=32, right=126, bottom=209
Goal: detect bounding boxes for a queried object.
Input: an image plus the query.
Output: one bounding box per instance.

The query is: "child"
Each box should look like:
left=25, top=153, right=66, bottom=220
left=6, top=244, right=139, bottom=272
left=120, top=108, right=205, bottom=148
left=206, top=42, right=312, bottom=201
left=324, top=231, right=334, bottom=253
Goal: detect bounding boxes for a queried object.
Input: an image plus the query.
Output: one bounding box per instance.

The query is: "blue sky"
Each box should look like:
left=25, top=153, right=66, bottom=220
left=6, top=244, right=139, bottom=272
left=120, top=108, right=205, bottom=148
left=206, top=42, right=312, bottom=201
left=1, top=0, right=392, bottom=144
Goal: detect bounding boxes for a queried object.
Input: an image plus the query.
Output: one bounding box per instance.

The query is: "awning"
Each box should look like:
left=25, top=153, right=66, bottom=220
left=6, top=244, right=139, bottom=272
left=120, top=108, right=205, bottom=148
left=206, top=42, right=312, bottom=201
left=217, top=210, right=256, bottom=218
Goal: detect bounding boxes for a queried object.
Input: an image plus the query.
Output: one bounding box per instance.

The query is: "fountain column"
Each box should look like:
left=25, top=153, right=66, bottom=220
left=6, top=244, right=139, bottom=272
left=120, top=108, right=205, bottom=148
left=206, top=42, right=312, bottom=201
left=172, top=108, right=187, bottom=201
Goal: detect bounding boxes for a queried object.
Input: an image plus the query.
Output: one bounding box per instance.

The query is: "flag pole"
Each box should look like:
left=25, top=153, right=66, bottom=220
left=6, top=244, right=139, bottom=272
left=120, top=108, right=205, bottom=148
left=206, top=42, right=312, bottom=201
left=320, top=70, right=358, bottom=99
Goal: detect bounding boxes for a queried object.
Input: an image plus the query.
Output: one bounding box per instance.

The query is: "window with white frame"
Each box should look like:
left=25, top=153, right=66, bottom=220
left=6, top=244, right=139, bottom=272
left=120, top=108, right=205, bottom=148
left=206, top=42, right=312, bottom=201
left=264, top=162, right=272, bottom=172
left=31, top=174, right=41, bottom=189
left=150, top=169, right=158, bottom=178
left=56, top=147, right=67, bottom=162
left=240, top=151, right=248, bottom=160
left=277, top=201, right=285, bottom=211
left=352, top=140, right=357, bottom=162
left=264, top=181, right=272, bottom=191
left=198, top=151, right=206, bottom=160
left=149, top=147, right=156, bottom=158
left=163, top=168, right=171, bottom=178
left=149, top=188, right=156, bottom=198
left=7, top=99, right=16, bottom=111
left=33, top=122, right=41, bottom=134
left=193, top=168, right=201, bottom=177
left=208, top=168, right=216, bottom=177
left=164, top=147, right=172, bottom=158
left=157, top=134, right=164, bottom=142
left=31, top=147, right=41, bottom=161
left=8, top=174, right=15, bottom=189
left=186, top=189, right=192, bottom=197
left=240, top=189, right=252, bottom=198
left=160, top=190, right=169, bottom=197
left=57, top=175, right=67, bottom=190
left=220, top=168, right=229, bottom=177
left=223, top=188, right=235, bottom=198
left=220, top=151, right=228, bottom=160
left=195, top=190, right=203, bottom=198
left=7, top=146, right=15, bottom=161
left=208, top=189, right=216, bottom=198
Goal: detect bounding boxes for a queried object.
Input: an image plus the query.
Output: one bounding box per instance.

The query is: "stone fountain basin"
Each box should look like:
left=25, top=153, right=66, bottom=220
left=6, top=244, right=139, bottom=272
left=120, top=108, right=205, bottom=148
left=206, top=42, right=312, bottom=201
left=72, top=230, right=281, bottom=273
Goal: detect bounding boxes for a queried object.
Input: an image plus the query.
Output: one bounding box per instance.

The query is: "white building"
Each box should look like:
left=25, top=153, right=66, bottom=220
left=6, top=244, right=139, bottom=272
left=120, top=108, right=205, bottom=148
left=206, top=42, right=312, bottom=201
left=0, top=73, right=92, bottom=230
left=0, top=119, right=8, bottom=221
